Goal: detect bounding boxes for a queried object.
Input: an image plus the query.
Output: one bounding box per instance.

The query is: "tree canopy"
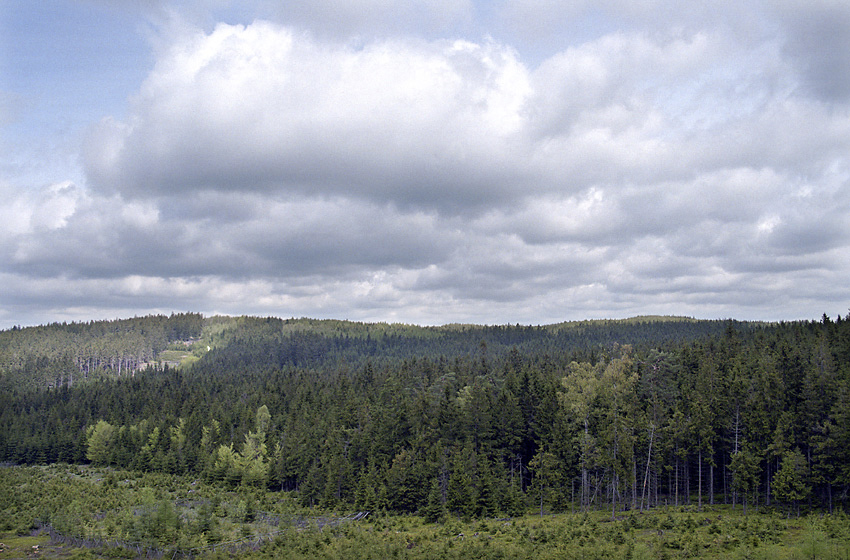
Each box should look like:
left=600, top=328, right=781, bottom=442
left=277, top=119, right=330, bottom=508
left=1, top=311, right=849, bottom=516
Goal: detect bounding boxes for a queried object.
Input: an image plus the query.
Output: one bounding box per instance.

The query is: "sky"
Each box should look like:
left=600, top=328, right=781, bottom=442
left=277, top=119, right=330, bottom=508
left=1, top=0, right=849, bottom=328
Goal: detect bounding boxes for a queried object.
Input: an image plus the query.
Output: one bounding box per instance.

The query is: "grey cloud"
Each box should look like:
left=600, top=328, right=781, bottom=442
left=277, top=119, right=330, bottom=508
left=159, top=191, right=268, bottom=223
left=778, top=2, right=850, bottom=103
left=3, top=186, right=459, bottom=282
left=407, top=234, right=611, bottom=303
left=0, top=273, right=212, bottom=324
left=495, top=0, right=771, bottom=61
left=489, top=167, right=788, bottom=248
left=258, top=0, right=474, bottom=39
left=767, top=214, right=848, bottom=255
left=228, top=198, right=458, bottom=275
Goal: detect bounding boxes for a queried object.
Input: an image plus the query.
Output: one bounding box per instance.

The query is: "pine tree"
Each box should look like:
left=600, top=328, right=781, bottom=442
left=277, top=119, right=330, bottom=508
left=422, top=478, right=447, bottom=523
left=772, top=448, right=810, bottom=517
left=529, top=449, right=560, bottom=516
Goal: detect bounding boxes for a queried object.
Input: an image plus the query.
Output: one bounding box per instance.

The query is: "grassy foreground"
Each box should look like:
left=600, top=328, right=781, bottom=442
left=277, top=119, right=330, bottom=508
left=2, top=465, right=849, bottom=559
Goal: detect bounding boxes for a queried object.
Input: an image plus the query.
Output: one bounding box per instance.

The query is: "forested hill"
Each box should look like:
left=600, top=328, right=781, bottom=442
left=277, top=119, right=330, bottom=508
left=1, top=313, right=756, bottom=390
left=0, top=313, right=204, bottom=391
left=1, top=311, right=849, bottom=518
left=196, top=314, right=762, bottom=374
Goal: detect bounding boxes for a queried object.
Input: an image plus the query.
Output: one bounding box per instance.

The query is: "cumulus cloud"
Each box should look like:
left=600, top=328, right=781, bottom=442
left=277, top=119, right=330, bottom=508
left=84, top=22, right=534, bottom=212
left=84, top=20, right=848, bottom=208
left=3, top=2, right=850, bottom=328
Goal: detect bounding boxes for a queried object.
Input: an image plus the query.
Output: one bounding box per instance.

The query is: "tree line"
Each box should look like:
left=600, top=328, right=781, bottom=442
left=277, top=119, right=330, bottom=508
left=1, top=312, right=848, bottom=518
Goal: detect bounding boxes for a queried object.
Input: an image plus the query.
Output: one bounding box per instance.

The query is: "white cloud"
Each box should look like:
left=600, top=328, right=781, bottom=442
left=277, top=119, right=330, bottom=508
left=85, top=22, right=535, bottom=212
left=87, top=21, right=843, bottom=211
left=3, top=2, right=850, bottom=328
left=0, top=181, right=83, bottom=237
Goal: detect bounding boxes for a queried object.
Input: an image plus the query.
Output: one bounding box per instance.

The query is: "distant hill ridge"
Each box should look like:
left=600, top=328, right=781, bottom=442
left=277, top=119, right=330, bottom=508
left=1, top=312, right=766, bottom=391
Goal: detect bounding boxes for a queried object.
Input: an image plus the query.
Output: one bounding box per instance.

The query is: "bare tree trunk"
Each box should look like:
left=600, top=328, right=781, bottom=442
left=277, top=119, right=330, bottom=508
left=765, top=462, right=771, bottom=507
left=732, top=408, right=740, bottom=508
left=674, top=455, right=679, bottom=506
left=582, top=418, right=589, bottom=512
left=698, top=448, right=703, bottom=511
left=612, top=440, right=618, bottom=520
left=540, top=489, right=544, bottom=517
left=710, top=461, right=714, bottom=505
left=632, top=458, right=637, bottom=511
left=654, top=468, right=658, bottom=507
left=611, top=474, right=617, bottom=520
left=582, top=469, right=588, bottom=511
left=668, top=466, right=672, bottom=506
left=828, top=483, right=833, bottom=513
left=641, top=425, right=654, bottom=512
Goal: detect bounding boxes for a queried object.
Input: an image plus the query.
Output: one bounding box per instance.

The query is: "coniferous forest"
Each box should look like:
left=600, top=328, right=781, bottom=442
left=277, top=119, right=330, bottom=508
left=2, top=312, right=850, bottom=559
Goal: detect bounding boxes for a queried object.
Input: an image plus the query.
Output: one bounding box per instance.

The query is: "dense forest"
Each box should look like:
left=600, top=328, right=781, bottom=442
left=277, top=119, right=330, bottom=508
left=1, top=311, right=849, bottom=520
left=0, top=313, right=204, bottom=390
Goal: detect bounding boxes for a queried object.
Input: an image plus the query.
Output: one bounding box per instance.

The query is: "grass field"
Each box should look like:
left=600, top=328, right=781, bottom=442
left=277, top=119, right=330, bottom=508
left=156, top=349, right=198, bottom=367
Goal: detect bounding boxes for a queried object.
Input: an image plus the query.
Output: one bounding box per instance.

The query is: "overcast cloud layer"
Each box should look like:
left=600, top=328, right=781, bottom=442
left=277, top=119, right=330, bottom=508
left=1, top=0, right=849, bottom=327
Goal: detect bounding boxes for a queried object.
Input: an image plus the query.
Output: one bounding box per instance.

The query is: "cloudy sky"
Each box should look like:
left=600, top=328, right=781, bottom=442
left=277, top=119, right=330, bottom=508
left=1, top=0, right=849, bottom=328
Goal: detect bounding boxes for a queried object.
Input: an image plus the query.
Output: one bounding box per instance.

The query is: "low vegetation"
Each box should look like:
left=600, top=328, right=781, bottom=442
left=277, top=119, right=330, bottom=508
left=2, top=465, right=849, bottom=559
